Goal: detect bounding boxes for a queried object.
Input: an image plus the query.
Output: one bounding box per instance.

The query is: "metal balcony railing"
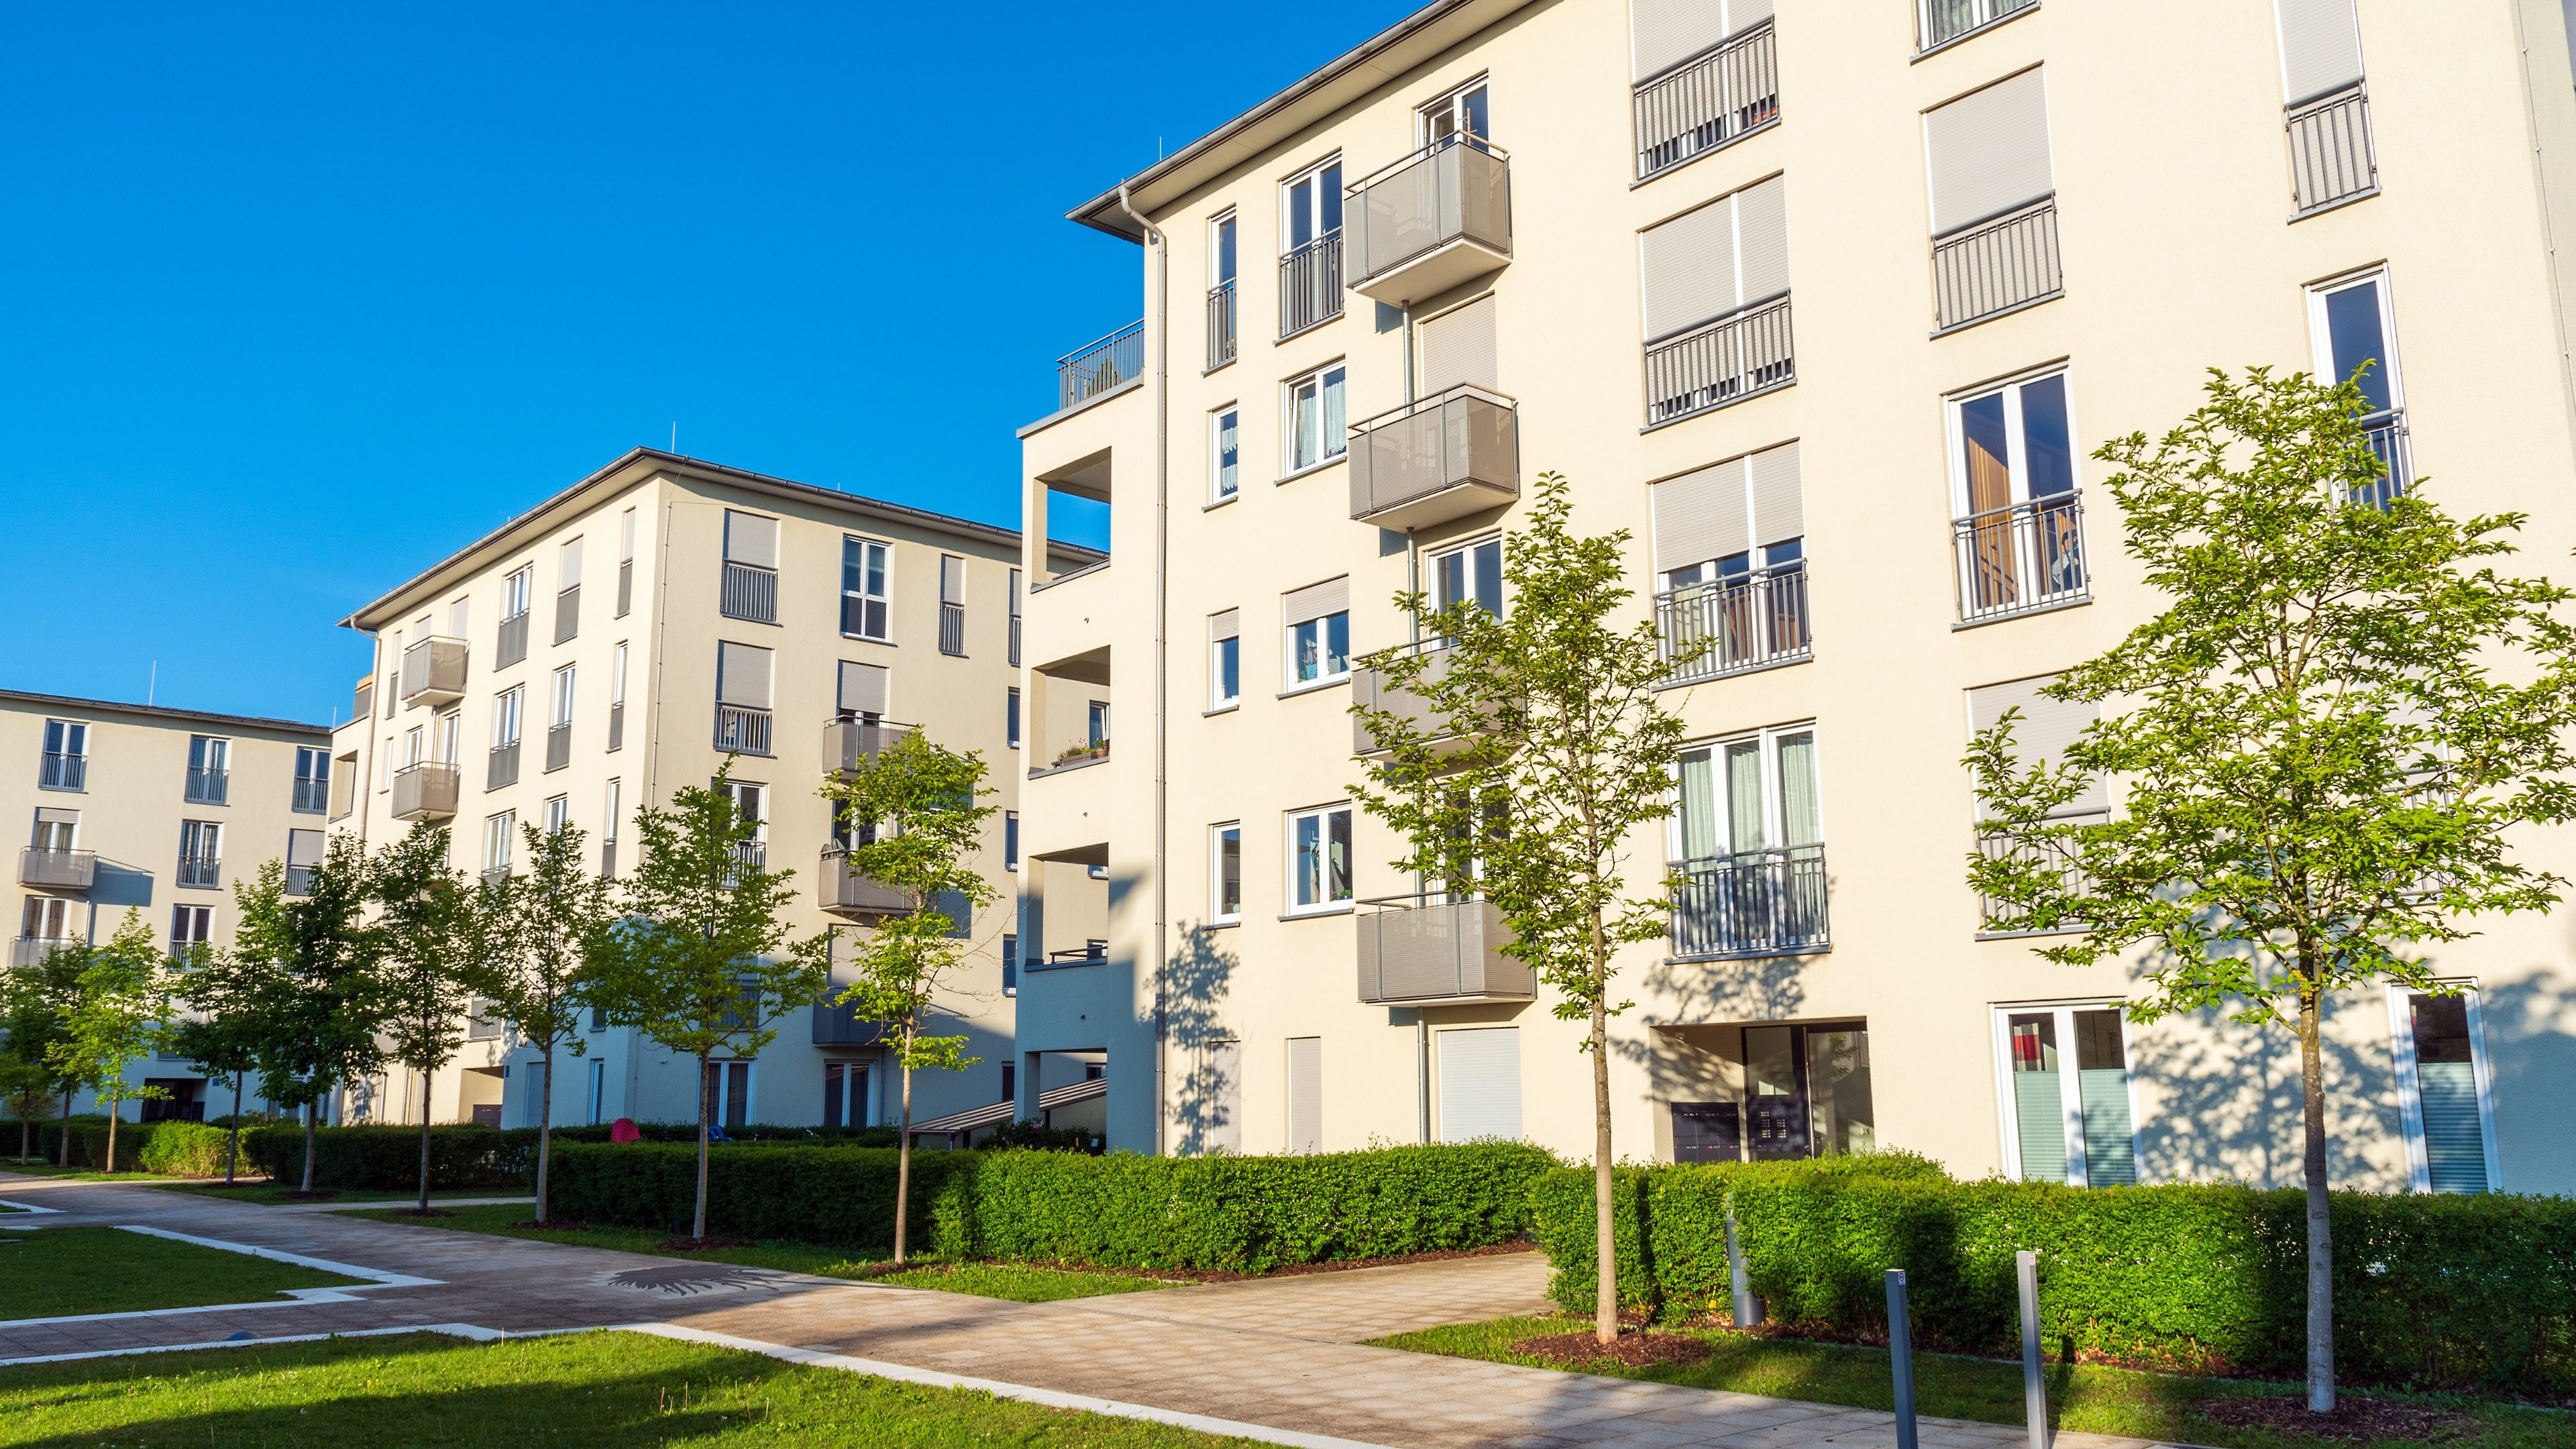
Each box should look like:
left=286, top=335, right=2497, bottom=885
left=714, top=704, right=772, bottom=756
left=399, top=636, right=468, bottom=708
left=1057, top=321, right=1143, bottom=411
left=1953, top=493, right=2089, bottom=623
left=545, top=722, right=572, bottom=773
left=1344, top=139, right=1509, bottom=300
left=392, top=761, right=460, bottom=820
left=19, top=847, right=95, bottom=892
left=1047, top=943, right=1109, bottom=965
left=1975, top=810, right=2108, bottom=935
left=1670, top=843, right=1829, bottom=957
left=40, top=750, right=86, bottom=791
left=1355, top=896, right=1534, bottom=1004
left=1646, top=294, right=1794, bottom=426
left=939, top=600, right=965, bottom=655
left=721, top=561, right=777, bottom=624
left=487, top=742, right=521, bottom=790
left=1353, top=640, right=1495, bottom=758
left=1348, top=385, right=1519, bottom=531
left=812, top=994, right=890, bottom=1047
left=1278, top=233, right=1344, bottom=337
left=616, top=557, right=633, bottom=616
left=554, top=584, right=580, bottom=644
left=176, top=853, right=222, bottom=890
left=285, top=865, right=317, bottom=898
left=2288, top=82, right=2375, bottom=216
left=10, top=936, right=74, bottom=968
left=1634, top=19, right=1778, bottom=180
left=1921, top=0, right=2033, bottom=50
left=185, top=766, right=229, bottom=805
left=2355, top=410, right=2411, bottom=511
left=607, top=701, right=624, bottom=752
left=820, top=847, right=911, bottom=919
left=1207, top=281, right=1237, bottom=370
left=1932, top=197, right=2061, bottom=333
left=496, top=610, right=531, bottom=668
left=292, top=776, right=329, bottom=813
left=823, top=716, right=916, bottom=773
left=1656, top=565, right=1811, bottom=684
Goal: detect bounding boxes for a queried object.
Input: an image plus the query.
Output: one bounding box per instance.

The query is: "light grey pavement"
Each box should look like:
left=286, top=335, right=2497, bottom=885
left=0, top=1169, right=2186, bottom=1449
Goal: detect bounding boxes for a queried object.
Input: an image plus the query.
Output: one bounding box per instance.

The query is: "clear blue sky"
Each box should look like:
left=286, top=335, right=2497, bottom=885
left=0, top=2, right=1406, bottom=724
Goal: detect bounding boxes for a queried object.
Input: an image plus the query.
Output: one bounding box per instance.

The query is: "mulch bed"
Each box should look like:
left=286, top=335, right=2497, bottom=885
left=508, top=1218, right=588, bottom=1232
left=655, top=1236, right=751, bottom=1252
left=1512, top=1330, right=1714, bottom=1369
left=385, top=1208, right=455, bottom=1219
left=274, top=1190, right=339, bottom=1201
left=2194, top=1393, right=2476, bottom=1444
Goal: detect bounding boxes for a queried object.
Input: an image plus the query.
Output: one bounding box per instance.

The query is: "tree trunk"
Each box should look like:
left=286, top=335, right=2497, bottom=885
left=536, top=1043, right=555, bottom=1224
left=2299, top=986, right=2336, bottom=1412
left=894, top=1054, right=916, bottom=1267
left=417, top=1068, right=433, bottom=1212
left=301, top=1095, right=318, bottom=1192
left=18, top=1111, right=28, bottom=1164
left=104, top=1097, right=118, bottom=1175
left=692, top=1051, right=711, bottom=1240
left=1591, top=917, right=1617, bottom=1346
left=57, top=1091, right=70, bottom=1167
left=223, top=1071, right=242, bottom=1185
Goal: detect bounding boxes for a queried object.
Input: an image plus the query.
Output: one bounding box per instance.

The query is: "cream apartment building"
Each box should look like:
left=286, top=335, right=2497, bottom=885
left=331, top=448, right=1092, bottom=1134
left=1011, top=0, right=2576, bottom=1193
left=5, top=688, right=333, bottom=1122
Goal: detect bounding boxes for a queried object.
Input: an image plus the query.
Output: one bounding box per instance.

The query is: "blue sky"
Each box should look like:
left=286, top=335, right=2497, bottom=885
left=0, top=2, right=1406, bottom=723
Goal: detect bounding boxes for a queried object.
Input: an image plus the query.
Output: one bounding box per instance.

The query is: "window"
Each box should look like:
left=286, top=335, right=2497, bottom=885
left=1087, top=700, right=1110, bottom=750
left=1213, top=211, right=1238, bottom=288
left=21, top=895, right=71, bottom=947
left=1994, top=1005, right=2137, bottom=1187
left=2275, top=0, right=2375, bottom=214
left=1283, top=578, right=1350, bottom=687
left=1650, top=442, right=1809, bottom=678
left=1006, top=687, right=1021, bottom=749
left=1005, top=811, right=1019, bottom=871
left=1287, top=804, right=1353, bottom=914
left=1919, top=0, right=2033, bottom=50
left=543, top=794, right=570, bottom=836
left=40, top=718, right=87, bottom=791
left=1210, top=406, right=1240, bottom=500
left=719, top=777, right=767, bottom=865
left=169, top=904, right=213, bottom=955
left=1438, top=1026, right=1521, bottom=1144
left=499, top=564, right=533, bottom=666
left=555, top=535, right=584, bottom=644
left=185, top=736, right=230, bottom=804
left=1949, top=369, right=2086, bottom=621
left=501, top=566, right=531, bottom=623
left=1002, top=936, right=1018, bottom=998
left=1279, top=156, right=1344, bottom=337
left=721, top=511, right=780, bottom=625
left=1737, top=1022, right=1875, bottom=1160
left=32, top=808, right=75, bottom=855
left=1670, top=725, right=1825, bottom=955
left=2307, top=270, right=2408, bottom=507
left=402, top=725, right=425, bottom=769
left=1281, top=157, right=1343, bottom=254
left=1211, top=824, right=1242, bottom=923
left=1284, top=364, right=1348, bottom=473
left=938, top=554, right=967, bottom=655
left=841, top=536, right=892, bottom=641
left=1008, top=567, right=1022, bottom=667
left=1208, top=213, right=1239, bottom=370
left=1924, top=69, right=2059, bottom=331
left=292, top=747, right=330, bottom=814
left=546, top=663, right=576, bottom=772
left=433, top=710, right=460, bottom=763
left=484, top=812, right=515, bottom=877
left=1210, top=610, right=1241, bottom=708
left=608, top=641, right=628, bottom=752
left=823, top=1061, right=871, bottom=1126
left=2390, top=986, right=2499, bottom=1193
left=616, top=506, right=637, bottom=617
left=715, top=641, right=775, bottom=755
left=1432, top=538, right=1503, bottom=620
left=1638, top=176, right=1792, bottom=424
left=602, top=777, right=621, bottom=877
left=178, top=820, right=223, bottom=889
left=700, top=1059, right=755, bottom=1130
left=284, top=828, right=324, bottom=896
left=492, top=686, right=523, bottom=748
left=588, top=1059, right=608, bottom=1124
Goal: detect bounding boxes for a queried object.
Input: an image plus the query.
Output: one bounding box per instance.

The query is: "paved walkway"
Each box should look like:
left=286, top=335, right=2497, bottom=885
left=0, top=1170, right=2183, bottom=1449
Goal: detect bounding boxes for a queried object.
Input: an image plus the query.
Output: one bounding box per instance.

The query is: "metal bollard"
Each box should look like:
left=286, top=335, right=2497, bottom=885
left=2018, top=1250, right=2047, bottom=1449
left=1725, top=1212, right=1764, bottom=1328
left=1886, top=1269, right=1918, bottom=1449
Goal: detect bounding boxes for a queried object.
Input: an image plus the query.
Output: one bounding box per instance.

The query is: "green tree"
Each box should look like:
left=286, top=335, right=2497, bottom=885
left=586, top=763, right=831, bottom=1240
left=46, top=910, right=176, bottom=1172
left=487, top=819, right=614, bottom=1223
left=1351, top=472, right=1698, bottom=1346
left=162, top=936, right=264, bottom=1184
left=1, top=947, right=85, bottom=1165
left=372, top=821, right=491, bottom=1212
left=1966, top=367, right=2576, bottom=1411
left=818, top=731, right=997, bottom=1265
left=231, top=841, right=388, bottom=1192
left=1, top=1057, right=47, bottom=1164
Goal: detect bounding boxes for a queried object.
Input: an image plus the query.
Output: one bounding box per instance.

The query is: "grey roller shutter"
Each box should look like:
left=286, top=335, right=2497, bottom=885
left=716, top=641, right=774, bottom=709
left=837, top=660, right=889, bottom=716
left=1651, top=458, right=1751, bottom=573
left=1747, top=441, right=1803, bottom=546
left=723, top=510, right=780, bottom=568
left=940, top=554, right=965, bottom=605
left=559, top=537, right=584, bottom=588
left=1438, top=1026, right=1523, bottom=1142
left=1967, top=674, right=2104, bottom=811
left=1925, top=69, right=2054, bottom=235
left=1209, top=1040, right=1244, bottom=1155
left=1421, top=295, right=1499, bottom=395
left=1640, top=199, right=1739, bottom=341
left=1283, top=576, right=1350, bottom=626
left=1286, top=1036, right=1323, bottom=1153
left=1734, top=176, right=1790, bottom=303
left=2275, top=0, right=2363, bottom=102
left=1631, top=0, right=1727, bottom=79
left=1209, top=608, right=1240, bottom=643
left=286, top=828, right=325, bottom=868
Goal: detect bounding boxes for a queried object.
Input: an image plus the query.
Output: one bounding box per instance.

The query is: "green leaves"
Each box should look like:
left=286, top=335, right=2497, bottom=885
left=484, top=819, right=614, bottom=1061
left=43, top=910, right=174, bottom=1108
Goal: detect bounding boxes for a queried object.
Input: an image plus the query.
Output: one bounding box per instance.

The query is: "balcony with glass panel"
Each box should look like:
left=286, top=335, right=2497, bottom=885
left=1342, top=139, right=1510, bottom=306
left=392, top=761, right=460, bottom=821
left=19, top=847, right=95, bottom=893
left=400, top=636, right=468, bottom=708
left=1352, top=641, right=1498, bottom=761
left=1355, top=895, right=1534, bottom=1005
left=818, top=846, right=911, bottom=920
left=822, top=716, right=916, bottom=774
left=9, top=936, right=74, bottom=968
left=1347, top=386, right=1518, bottom=533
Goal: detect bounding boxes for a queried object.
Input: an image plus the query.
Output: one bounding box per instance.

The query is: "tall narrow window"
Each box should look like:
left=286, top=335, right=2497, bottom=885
left=1950, top=370, right=2086, bottom=623
left=1279, top=157, right=1344, bottom=337
left=1006, top=687, right=1021, bottom=749
left=1210, top=610, right=1241, bottom=708
left=1432, top=538, right=1503, bottom=619
left=608, top=641, right=628, bottom=752
left=1208, top=211, right=1239, bottom=370
left=1004, top=810, right=1019, bottom=870
left=2307, top=270, right=2408, bottom=508
left=1638, top=176, right=1792, bottom=425
left=2275, top=0, right=2375, bottom=215
left=1923, top=69, right=2059, bottom=331
left=292, top=747, right=330, bottom=814
left=40, top=719, right=88, bottom=791
left=616, top=506, right=637, bottom=616
left=1002, top=937, right=1018, bottom=998
left=1283, top=578, right=1350, bottom=687
left=1650, top=442, right=1809, bottom=680
left=2390, top=987, right=2498, bottom=1193
left=1210, top=405, right=1241, bottom=500
left=23, top=895, right=71, bottom=948
left=498, top=564, right=533, bottom=666
left=483, top=811, right=515, bottom=879
left=543, top=794, right=570, bottom=836
left=1007, top=566, right=1022, bottom=667
left=1087, top=700, right=1110, bottom=750
left=1671, top=724, right=1825, bottom=956
left=938, top=554, right=967, bottom=655
left=185, top=736, right=230, bottom=805
left=1285, top=365, right=1348, bottom=473
left=168, top=903, right=213, bottom=955
left=177, top=819, right=223, bottom=889
left=1287, top=804, right=1353, bottom=914
left=1212, top=823, right=1242, bottom=923
left=546, top=664, right=576, bottom=773
left=284, top=828, right=325, bottom=897
left=555, top=536, right=584, bottom=644
left=1995, top=1004, right=2137, bottom=1187
left=720, top=511, right=780, bottom=625
left=601, top=777, right=622, bottom=877
left=714, top=641, right=775, bottom=756
left=841, top=536, right=892, bottom=641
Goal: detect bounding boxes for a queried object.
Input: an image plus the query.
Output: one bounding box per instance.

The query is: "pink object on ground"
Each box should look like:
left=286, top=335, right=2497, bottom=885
left=609, top=1117, right=641, bottom=1143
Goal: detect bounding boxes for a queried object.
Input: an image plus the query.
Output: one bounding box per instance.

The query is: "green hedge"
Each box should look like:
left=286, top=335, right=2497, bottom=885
left=1530, top=1158, right=2576, bottom=1394
left=241, top=1124, right=531, bottom=1190
left=546, top=1140, right=1558, bottom=1267
left=14, top=1118, right=245, bottom=1175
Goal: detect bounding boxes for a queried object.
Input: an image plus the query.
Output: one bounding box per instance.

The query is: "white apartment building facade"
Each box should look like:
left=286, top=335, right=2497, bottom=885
left=331, top=449, right=1091, bottom=1134
left=1011, top=0, right=2576, bottom=1193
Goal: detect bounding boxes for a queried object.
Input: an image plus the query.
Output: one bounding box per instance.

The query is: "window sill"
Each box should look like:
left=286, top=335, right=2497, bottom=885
left=1976, top=926, right=2089, bottom=941
left=1951, top=594, right=2090, bottom=631
left=1282, top=904, right=1355, bottom=920
left=839, top=633, right=897, bottom=647
left=1275, top=455, right=1347, bottom=488
left=1277, top=676, right=1350, bottom=700
left=36, top=784, right=84, bottom=794
left=1204, top=702, right=1240, bottom=716
left=1029, top=753, right=1110, bottom=780
left=1201, top=918, right=1242, bottom=930
left=1911, top=3, right=2039, bottom=62
left=1204, top=493, right=1240, bottom=512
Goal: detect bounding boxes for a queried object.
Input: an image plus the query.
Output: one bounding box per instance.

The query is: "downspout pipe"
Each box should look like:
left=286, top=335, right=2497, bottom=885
left=1118, top=182, right=1172, bottom=1157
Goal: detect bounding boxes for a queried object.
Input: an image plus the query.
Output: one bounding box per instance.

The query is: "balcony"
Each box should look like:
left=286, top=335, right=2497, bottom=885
left=554, top=584, right=580, bottom=644
left=1278, top=233, right=1343, bottom=338
left=286, top=864, right=317, bottom=897
left=1975, top=810, right=2108, bottom=937
left=1356, top=896, right=1534, bottom=1005
left=1634, top=21, right=1778, bottom=181
left=1206, top=281, right=1236, bottom=370
left=184, top=766, right=228, bottom=806
left=1931, top=197, right=2061, bottom=334
left=392, top=761, right=460, bottom=820
left=1047, top=942, right=1109, bottom=967
left=496, top=610, right=530, bottom=668
left=1353, top=641, right=1497, bottom=760
left=19, top=847, right=95, bottom=892
left=1656, top=566, right=1810, bottom=685
left=2354, top=410, right=2410, bottom=510
left=721, top=561, right=777, bottom=624
left=939, top=600, right=965, bottom=655
left=545, top=722, right=572, bottom=773
left=617, top=557, right=633, bottom=616
left=1646, top=295, right=1794, bottom=427
left=1343, top=140, right=1510, bottom=305
left=608, top=700, right=625, bottom=752
left=400, top=636, right=468, bottom=708
left=812, top=994, right=890, bottom=1047
left=39, top=751, right=86, bottom=791
left=1953, top=492, right=2088, bottom=625
left=10, top=936, right=73, bottom=968
left=293, top=777, right=329, bottom=813
left=823, top=716, right=915, bottom=773
left=1671, top=843, right=1829, bottom=957
left=1348, top=386, right=1519, bottom=533
left=488, top=742, right=521, bottom=790
left=2288, top=83, right=2375, bottom=217
left=819, top=847, right=911, bottom=920
left=714, top=704, right=772, bottom=756
left=176, top=853, right=222, bottom=890
left=1057, top=321, right=1142, bottom=411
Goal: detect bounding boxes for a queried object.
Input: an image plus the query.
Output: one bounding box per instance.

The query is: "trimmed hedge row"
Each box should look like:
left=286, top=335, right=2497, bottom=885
left=232, top=1122, right=904, bottom=1191
left=546, top=1139, right=1558, bottom=1269
left=13, top=1118, right=245, bottom=1175
left=1532, top=1158, right=2576, bottom=1394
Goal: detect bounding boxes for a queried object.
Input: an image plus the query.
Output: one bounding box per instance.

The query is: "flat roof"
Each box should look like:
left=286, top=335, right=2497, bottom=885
left=0, top=688, right=327, bottom=738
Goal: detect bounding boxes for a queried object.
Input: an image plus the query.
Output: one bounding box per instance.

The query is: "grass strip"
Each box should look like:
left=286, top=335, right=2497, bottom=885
left=0, top=1225, right=364, bottom=1320
left=1373, top=1315, right=2575, bottom=1449
left=0, top=1330, right=1260, bottom=1447
left=160, top=1182, right=528, bottom=1205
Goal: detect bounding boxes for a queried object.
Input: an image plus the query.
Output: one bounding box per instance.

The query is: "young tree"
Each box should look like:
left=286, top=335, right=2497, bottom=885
left=47, top=910, right=177, bottom=1173
left=1351, top=472, right=1699, bottom=1346
left=2, top=1059, right=48, bottom=1165
left=162, top=938, right=264, bottom=1185
left=587, top=763, right=832, bottom=1240
left=1966, top=368, right=2576, bottom=1412
left=1, top=947, right=86, bottom=1165
left=487, top=819, right=614, bottom=1223
left=231, top=842, right=388, bottom=1192
left=819, top=731, right=997, bottom=1265
left=372, top=821, right=490, bottom=1212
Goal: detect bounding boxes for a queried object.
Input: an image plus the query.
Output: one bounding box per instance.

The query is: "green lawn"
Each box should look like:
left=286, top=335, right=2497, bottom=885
left=0, top=1226, right=365, bottom=1320
left=0, top=1164, right=190, bottom=1183
left=161, top=1181, right=530, bottom=1206
left=1377, top=1316, right=2575, bottom=1449
left=341, top=1204, right=1178, bottom=1302
left=0, top=1331, right=1258, bottom=1448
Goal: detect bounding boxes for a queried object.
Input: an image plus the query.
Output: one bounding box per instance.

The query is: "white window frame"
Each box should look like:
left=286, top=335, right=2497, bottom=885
left=1211, top=618, right=1242, bottom=710
left=842, top=534, right=894, bottom=642
left=484, top=811, right=515, bottom=873
left=550, top=664, right=576, bottom=729
left=1987, top=1000, right=2142, bottom=1187
left=1418, top=75, right=1491, bottom=148
left=1429, top=534, right=1505, bottom=621
left=1006, top=686, right=1022, bottom=749
left=403, top=725, right=425, bottom=769
left=1283, top=363, right=1349, bottom=476
left=1210, top=403, right=1241, bottom=502
left=542, top=794, right=570, bottom=835
left=1004, top=810, right=1018, bottom=871
left=1285, top=802, right=1355, bottom=916
left=168, top=903, right=213, bottom=952
left=1279, top=154, right=1344, bottom=252
left=1211, top=822, right=1243, bottom=924
left=704, top=1059, right=757, bottom=1128
left=1210, top=209, right=1238, bottom=288
left=610, top=641, right=628, bottom=707
left=433, top=710, right=460, bottom=764
left=2385, top=981, right=2502, bottom=1193
left=1668, top=722, right=1823, bottom=861
left=1943, top=364, right=2082, bottom=520
left=722, top=779, right=767, bottom=847
left=2304, top=266, right=2407, bottom=411
left=492, top=686, right=524, bottom=749
left=501, top=564, right=533, bottom=621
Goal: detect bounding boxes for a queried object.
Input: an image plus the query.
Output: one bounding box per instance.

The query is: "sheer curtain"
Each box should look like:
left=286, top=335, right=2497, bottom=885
left=1725, top=739, right=1766, bottom=855
left=1678, top=749, right=1721, bottom=861
left=1777, top=731, right=1821, bottom=845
